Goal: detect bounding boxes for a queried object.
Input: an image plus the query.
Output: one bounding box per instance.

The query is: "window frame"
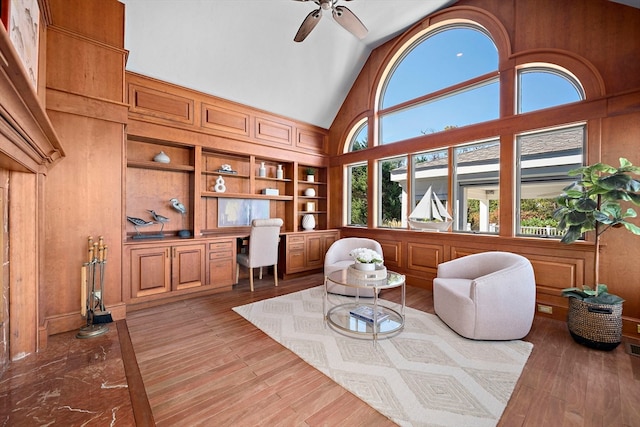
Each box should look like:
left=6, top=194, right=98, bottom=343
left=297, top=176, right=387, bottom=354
left=514, top=124, right=586, bottom=238
left=340, top=18, right=591, bottom=240
left=345, top=161, right=369, bottom=227
left=516, top=66, right=585, bottom=114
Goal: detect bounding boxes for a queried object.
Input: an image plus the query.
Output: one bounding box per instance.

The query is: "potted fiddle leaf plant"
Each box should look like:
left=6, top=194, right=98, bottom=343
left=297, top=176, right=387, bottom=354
left=554, top=157, right=640, bottom=350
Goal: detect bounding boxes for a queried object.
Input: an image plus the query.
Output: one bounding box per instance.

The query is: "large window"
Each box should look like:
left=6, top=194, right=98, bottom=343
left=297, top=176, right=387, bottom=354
left=516, top=125, right=585, bottom=237
left=343, top=18, right=589, bottom=239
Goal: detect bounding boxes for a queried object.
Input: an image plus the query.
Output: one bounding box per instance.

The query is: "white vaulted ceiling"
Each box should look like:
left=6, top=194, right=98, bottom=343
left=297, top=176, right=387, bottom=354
left=122, top=0, right=456, bottom=129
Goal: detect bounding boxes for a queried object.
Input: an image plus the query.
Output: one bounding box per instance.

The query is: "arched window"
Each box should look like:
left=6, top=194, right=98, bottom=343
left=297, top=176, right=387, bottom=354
left=517, top=67, right=584, bottom=113
left=347, top=120, right=368, bottom=152
left=379, top=25, right=499, bottom=144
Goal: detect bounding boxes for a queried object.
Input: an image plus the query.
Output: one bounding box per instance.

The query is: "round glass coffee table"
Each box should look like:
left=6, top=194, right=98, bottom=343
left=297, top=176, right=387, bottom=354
left=323, top=268, right=405, bottom=343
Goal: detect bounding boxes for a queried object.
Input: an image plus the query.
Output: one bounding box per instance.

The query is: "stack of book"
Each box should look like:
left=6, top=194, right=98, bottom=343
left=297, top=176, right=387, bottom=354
left=350, top=305, right=389, bottom=323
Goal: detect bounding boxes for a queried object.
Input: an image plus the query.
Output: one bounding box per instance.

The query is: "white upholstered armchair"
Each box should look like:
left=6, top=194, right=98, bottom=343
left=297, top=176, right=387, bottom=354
left=433, top=251, right=536, bottom=340
left=236, top=218, right=283, bottom=291
left=324, top=237, right=383, bottom=297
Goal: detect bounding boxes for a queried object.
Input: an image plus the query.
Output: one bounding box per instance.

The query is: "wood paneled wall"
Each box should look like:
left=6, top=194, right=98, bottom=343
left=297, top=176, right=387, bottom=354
left=39, top=0, right=128, bottom=347
left=34, top=0, right=332, bottom=349
left=127, top=73, right=328, bottom=162
left=329, top=0, right=640, bottom=338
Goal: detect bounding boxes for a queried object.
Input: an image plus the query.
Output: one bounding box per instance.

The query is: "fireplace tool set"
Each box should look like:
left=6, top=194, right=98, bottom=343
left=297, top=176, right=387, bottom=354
left=76, top=235, right=113, bottom=339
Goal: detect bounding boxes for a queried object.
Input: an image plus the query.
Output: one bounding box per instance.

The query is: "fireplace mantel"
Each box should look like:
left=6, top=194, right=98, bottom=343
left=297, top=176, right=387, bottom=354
left=0, top=24, right=63, bottom=173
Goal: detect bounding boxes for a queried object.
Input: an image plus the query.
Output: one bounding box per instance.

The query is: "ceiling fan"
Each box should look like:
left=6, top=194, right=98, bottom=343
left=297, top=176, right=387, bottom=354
left=293, top=0, right=368, bottom=42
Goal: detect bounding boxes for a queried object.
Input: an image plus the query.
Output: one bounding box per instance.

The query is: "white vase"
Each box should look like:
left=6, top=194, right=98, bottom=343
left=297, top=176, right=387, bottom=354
left=307, top=175, right=314, bottom=182
left=304, top=188, right=316, bottom=197
left=354, top=262, right=376, bottom=271
left=259, top=162, right=266, bottom=177
left=276, top=164, right=283, bottom=179
left=301, top=214, right=315, bottom=230
left=153, top=151, right=170, bottom=163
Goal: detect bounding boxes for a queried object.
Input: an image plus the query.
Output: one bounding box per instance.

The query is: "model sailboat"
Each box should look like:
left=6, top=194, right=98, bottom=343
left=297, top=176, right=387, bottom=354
left=408, top=186, right=453, bottom=231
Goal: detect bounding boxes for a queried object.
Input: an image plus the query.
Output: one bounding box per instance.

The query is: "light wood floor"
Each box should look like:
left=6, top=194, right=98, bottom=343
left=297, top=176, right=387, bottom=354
left=126, top=273, right=640, bottom=426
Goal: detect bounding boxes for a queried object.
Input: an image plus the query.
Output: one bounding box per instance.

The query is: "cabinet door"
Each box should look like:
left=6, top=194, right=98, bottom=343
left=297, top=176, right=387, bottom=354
left=131, top=246, right=171, bottom=298
left=172, top=244, right=206, bottom=290
left=305, top=234, right=324, bottom=268
left=322, top=232, right=338, bottom=255
left=208, top=239, right=235, bottom=288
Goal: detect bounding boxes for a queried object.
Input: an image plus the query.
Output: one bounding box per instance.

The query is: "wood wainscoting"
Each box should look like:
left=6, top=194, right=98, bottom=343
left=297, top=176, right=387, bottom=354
left=339, top=227, right=640, bottom=339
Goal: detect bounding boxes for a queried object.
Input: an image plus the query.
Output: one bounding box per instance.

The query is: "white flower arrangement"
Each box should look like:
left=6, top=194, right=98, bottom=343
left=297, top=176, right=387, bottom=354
left=349, top=247, right=383, bottom=264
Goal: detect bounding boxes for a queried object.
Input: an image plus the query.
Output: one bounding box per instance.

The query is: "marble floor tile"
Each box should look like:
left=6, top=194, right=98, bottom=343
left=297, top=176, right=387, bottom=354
left=0, top=323, right=138, bottom=426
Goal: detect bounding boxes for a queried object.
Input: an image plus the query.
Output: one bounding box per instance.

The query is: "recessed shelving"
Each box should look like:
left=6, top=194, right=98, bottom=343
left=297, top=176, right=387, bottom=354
left=201, top=191, right=293, bottom=201
left=127, top=160, right=195, bottom=172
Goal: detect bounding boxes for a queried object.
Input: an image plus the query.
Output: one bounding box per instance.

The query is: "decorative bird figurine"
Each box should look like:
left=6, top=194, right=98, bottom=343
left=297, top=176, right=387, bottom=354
left=147, top=210, right=170, bottom=223
left=127, top=216, right=154, bottom=227
left=170, top=198, right=186, bottom=215
left=170, top=198, right=191, bottom=238
left=127, top=215, right=156, bottom=237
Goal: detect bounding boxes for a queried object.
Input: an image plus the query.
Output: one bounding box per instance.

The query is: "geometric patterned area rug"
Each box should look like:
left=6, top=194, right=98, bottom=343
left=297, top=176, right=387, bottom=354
left=233, top=286, right=533, bottom=427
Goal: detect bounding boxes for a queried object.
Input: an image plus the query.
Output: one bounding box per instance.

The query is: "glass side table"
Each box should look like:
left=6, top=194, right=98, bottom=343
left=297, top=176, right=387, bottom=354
left=323, top=268, right=405, bottom=343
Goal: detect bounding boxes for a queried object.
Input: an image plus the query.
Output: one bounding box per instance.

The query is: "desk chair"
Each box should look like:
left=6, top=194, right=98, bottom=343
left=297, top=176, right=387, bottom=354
left=236, top=218, right=283, bottom=291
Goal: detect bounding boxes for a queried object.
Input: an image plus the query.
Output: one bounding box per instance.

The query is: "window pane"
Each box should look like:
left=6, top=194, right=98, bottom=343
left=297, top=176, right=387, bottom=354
left=347, top=163, right=368, bottom=226
left=453, top=140, right=500, bottom=233
left=516, top=126, right=585, bottom=237
left=380, top=80, right=499, bottom=144
left=349, top=122, right=368, bottom=152
left=379, top=156, right=407, bottom=228
left=518, top=69, right=584, bottom=113
left=382, top=26, right=498, bottom=109
left=409, top=149, right=451, bottom=231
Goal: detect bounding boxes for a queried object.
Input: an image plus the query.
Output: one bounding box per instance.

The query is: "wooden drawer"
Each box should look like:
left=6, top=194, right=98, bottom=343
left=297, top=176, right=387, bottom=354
left=288, top=242, right=305, bottom=251
left=209, top=250, right=233, bottom=260
left=209, top=257, right=235, bottom=288
left=209, top=240, right=234, bottom=252
left=287, top=250, right=306, bottom=271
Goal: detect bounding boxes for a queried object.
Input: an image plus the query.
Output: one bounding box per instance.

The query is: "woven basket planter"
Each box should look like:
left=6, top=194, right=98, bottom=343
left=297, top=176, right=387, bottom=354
left=567, top=297, right=622, bottom=351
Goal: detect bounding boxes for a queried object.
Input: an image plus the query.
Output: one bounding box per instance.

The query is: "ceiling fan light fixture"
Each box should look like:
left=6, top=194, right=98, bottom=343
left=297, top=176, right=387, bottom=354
left=293, top=0, right=367, bottom=42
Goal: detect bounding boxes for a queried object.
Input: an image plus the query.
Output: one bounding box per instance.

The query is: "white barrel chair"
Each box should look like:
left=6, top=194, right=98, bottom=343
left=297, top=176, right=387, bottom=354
left=324, top=237, right=383, bottom=297
left=433, top=251, right=536, bottom=340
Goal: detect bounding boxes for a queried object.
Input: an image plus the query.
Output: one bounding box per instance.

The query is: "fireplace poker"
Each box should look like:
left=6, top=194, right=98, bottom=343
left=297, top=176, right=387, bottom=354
left=93, top=236, right=113, bottom=324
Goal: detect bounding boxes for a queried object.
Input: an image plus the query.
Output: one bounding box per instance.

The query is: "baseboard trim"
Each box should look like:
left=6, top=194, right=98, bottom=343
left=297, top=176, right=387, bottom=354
left=38, top=302, right=127, bottom=350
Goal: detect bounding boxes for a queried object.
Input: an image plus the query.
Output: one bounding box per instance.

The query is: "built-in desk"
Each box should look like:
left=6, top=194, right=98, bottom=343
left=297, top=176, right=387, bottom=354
left=124, top=233, right=243, bottom=308
left=123, top=230, right=339, bottom=308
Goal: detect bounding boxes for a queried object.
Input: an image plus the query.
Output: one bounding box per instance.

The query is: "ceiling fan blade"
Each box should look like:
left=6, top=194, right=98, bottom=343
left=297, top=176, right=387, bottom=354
left=332, top=5, right=368, bottom=39
left=294, top=9, right=322, bottom=42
